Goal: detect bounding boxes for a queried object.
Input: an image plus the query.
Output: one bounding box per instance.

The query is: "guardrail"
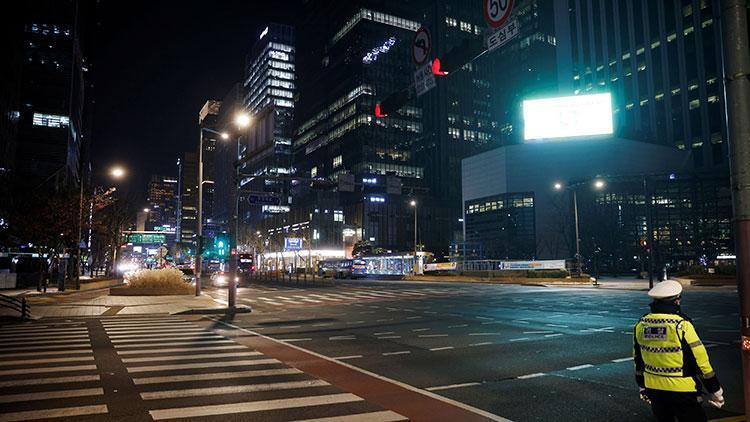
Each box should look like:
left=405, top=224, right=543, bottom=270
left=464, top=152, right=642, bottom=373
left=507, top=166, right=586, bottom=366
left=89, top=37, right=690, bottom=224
left=0, top=293, right=30, bottom=319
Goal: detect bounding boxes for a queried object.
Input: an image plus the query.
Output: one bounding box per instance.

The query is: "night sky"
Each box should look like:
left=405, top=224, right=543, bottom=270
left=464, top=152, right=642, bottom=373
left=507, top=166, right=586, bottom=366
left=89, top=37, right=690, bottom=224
left=91, top=1, right=298, bottom=199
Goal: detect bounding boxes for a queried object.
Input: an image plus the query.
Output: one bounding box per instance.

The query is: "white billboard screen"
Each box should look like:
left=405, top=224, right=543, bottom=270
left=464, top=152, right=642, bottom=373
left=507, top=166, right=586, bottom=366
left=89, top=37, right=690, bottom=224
left=523, top=93, right=613, bottom=140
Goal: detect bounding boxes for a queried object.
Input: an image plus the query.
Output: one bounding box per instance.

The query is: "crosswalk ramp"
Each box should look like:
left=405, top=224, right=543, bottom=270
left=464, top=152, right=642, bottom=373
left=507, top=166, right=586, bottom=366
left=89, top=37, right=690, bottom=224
left=0, top=320, right=109, bottom=422
left=102, top=316, right=408, bottom=421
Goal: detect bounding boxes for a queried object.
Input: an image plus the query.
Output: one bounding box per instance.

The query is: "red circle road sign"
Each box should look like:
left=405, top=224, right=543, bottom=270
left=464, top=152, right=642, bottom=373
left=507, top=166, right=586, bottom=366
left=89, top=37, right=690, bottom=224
left=483, top=0, right=514, bottom=28
left=412, top=27, right=431, bottom=66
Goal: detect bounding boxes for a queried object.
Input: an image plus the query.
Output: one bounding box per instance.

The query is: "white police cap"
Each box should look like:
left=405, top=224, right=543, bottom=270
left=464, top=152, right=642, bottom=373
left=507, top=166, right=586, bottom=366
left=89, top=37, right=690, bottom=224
left=647, top=279, right=683, bottom=299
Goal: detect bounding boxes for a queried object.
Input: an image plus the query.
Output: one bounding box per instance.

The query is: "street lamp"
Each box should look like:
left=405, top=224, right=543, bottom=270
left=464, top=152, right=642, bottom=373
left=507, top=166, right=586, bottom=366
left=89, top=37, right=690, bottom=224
left=110, top=166, right=125, bottom=179
left=553, top=179, right=606, bottom=278
left=410, top=200, right=418, bottom=275
left=143, top=208, right=150, bottom=213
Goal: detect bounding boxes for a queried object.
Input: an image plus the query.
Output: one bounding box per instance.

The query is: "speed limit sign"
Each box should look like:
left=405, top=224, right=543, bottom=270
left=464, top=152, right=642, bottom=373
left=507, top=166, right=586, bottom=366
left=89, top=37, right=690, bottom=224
left=484, top=0, right=514, bottom=28
left=412, top=27, right=431, bottom=66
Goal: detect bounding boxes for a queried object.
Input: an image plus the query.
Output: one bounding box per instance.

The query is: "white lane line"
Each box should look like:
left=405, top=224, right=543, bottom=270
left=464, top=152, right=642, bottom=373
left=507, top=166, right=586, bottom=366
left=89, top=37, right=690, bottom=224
left=523, top=331, right=554, bottom=334
left=0, top=350, right=91, bottom=359
left=382, top=351, right=410, bottom=356
left=308, top=294, right=341, bottom=301
left=448, top=324, right=468, bottom=328
left=104, top=326, right=197, bottom=333
left=277, top=325, right=302, bottom=329
left=517, top=373, right=546, bottom=379
left=468, top=333, right=499, bottom=336
left=511, top=320, right=530, bottom=324
left=412, top=328, right=430, bottom=332
left=0, top=343, right=91, bottom=352
left=0, top=374, right=99, bottom=388
left=127, top=359, right=279, bottom=373
left=276, top=298, right=305, bottom=305
left=469, top=342, right=492, bottom=347
left=425, top=382, right=480, bottom=392
left=102, top=322, right=193, bottom=328
left=377, top=336, right=402, bottom=339
left=122, top=351, right=262, bottom=363
left=0, top=339, right=90, bottom=347
left=149, top=393, right=362, bottom=420
left=418, top=334, right=448, bottom=338
left=373, top=332, right=394, bottom=336
left=429, top=346, right=455, bottom=352
left=0, top=404, right=108, bottom=421
left=376, top=318, right=393, bottom=322
left=114, top=340, right=234, bottom=349
left=279, top=338, right=313, bottom=343
left=0, top=329, right=87, bottom=337
left=311, top=323, right=334, bottom=328
left=332, top=355, right=363, bottom=360
left=117, top=345, right=245, bottom=355
left=546, top=324, right=569, bottom=328
left=611, top=357, right=634, bottom=363
left=346, top=321, right=365, bottom=325
left=329, top=336, right=356, bottom=341
left=476, top=316, right=492, bottom=320
left=567, top=364, right=594, bottom=371
left=405, top=316, right=422, bottom=320
left=108, top=331, right=208, bottom=339
left=544, top=333, right=564, bottom=338
left=509, top=338, right=529, bottom=342
left=0, top=364, right=97, bottom=376
left=262, top=301, right=285, bottom=306
left=133, top=368, right=302, bottom=385
left=0, top=356, right=94, bottom=366
left=0, top=387, right=104, bottom=404
left=111, top=335, right=224, bottom=344
left=289, top=410, right=407, bottom=422
left=141, top=379, right=329, bottom=400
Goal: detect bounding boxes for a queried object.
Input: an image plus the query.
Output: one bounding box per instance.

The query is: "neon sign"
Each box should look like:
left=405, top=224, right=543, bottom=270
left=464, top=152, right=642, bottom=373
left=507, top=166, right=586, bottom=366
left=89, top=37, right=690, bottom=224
left=362, top=37, right=396, bottom=65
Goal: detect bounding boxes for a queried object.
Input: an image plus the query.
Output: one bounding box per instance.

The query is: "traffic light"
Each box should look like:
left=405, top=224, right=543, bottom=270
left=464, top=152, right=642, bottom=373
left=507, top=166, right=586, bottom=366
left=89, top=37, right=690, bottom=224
left=214, top=235, right=228, bottom=257
left=433, top=37, right=487, bottom=76
left=374, top=87, right=412, bottom=117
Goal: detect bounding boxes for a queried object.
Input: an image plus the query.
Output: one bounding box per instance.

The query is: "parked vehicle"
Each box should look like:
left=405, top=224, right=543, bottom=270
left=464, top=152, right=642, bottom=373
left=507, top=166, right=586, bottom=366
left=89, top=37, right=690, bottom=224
left=317, top=259, right=367, bottom=279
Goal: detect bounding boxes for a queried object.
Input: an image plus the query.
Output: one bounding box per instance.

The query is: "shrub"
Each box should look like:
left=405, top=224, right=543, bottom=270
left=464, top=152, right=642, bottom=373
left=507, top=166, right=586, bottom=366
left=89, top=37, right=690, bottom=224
left=125, top=268, right=192, bottom=293
left=526, top=269, right=569, bottom=278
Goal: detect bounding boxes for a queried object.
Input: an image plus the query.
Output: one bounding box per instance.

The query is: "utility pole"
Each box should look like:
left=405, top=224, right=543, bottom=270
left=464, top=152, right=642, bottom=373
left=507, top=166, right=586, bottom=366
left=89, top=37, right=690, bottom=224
left=643, top=175, right=655, bottom=288
left=195, top=129, right=204, bottom=296
left=573, top=189, right=582, bottom=277
left=721, top=0, right=750, bottom=415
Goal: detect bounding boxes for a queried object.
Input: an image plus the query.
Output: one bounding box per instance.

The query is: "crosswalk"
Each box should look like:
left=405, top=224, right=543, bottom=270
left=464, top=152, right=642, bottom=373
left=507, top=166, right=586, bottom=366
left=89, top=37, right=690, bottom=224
left=101, top=316, right=408, bottom=421
left=215, top=284, right=498, bottom=308
left=0, top=320, right=108, bottom=422
left=0, top=316, right=408, bottom=421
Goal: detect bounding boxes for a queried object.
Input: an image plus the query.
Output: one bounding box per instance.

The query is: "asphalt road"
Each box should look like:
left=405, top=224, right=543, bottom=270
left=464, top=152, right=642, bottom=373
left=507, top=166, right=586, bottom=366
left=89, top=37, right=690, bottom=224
left=206, top=278, right=745, bottom=422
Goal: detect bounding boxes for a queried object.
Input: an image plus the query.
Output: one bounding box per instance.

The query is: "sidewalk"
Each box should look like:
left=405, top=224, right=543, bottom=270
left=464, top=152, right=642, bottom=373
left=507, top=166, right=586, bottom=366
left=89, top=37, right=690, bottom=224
left=1, top=288, right=228, bottom=319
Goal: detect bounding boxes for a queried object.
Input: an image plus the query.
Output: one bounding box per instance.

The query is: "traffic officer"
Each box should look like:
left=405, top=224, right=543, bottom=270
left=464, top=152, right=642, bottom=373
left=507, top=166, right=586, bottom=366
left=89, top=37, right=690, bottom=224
left=633, top=279, right=724, bottom=421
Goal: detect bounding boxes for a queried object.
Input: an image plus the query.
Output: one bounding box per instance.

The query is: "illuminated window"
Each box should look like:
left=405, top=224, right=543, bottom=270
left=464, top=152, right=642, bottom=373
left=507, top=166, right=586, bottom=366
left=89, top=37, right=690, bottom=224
left=32, top=113, right=69, bottom=128
left=332, top=155, right=342, bottom=168
left=460, top=21, right=472, bottom=32
left=334, top=210, right=344, bottom=222
left=310, top=166, right=318, bottom=177
left=445, top=17, right=457, bottom=27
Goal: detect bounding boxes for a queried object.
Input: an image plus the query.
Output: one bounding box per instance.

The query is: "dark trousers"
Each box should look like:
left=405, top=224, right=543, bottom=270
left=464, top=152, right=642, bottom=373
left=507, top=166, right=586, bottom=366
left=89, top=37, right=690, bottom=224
left=647, top=389, right=707, bottom=422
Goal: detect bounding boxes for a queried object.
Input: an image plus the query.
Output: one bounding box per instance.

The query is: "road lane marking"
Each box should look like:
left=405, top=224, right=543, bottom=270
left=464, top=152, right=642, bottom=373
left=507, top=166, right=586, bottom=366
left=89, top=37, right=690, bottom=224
left=329, top=336, right=356, bottom=341
left=406, top=316, right=421, bottom=320
left=110, top=335, right=223, bottom=344
left=133, top=368, right=302, bottom=385
left=448, top=324, right=468, bottom=328
left=0, top=374, right=100, bottom=388
left=0, top=339, right=90, bottom=347
left=509, top=338, right=529, bottom=342
left=412, top=328, right=430, bottom=332
left=418, top=334, right=448, bottom=338
left=141, top=379, right=329, bottom=400
left=0, top=343, right=91, bottom=352
left=517, top=373, right=546, bottom=379
left=429, top=347, right=454, bottom=351
left=546, top=324, right=568, bottom=328
left=567, top=364, right=594, bottom=371
left=378, top=336, right=402, bottom=339
left=0, top=356, right=94, bottom=366
left=383, top=351, right=410, bottom=356
left=0, top=404, right=108, bottom=422
left=511, top=320, right=529, bottom=324
left=468, top=333, right=500, bottom=336
left=346, top=321, right=366, bottom=325
left=0, top=387, right=103, bottom=403
left=0, top=364, right=98, bottom=376
left=108, top=330, right=208, bottom=339
left=122, top=351, right=262, bottom=363
left=127, top=359, right=280, bottom=373
left=425, top=382, right=480, bottom=392
left=289, top=410, right=407, bottom=422
left=117, top=345, right=245, bottom=355
left=114, top=340, right=234, bottom=349
left=523, top=331, right=554, bottom=334
left=469, top=342, right=492, bottom=347
left=544, top=333, right=564, bottom=338
left=611, top=357, right=634, bottom=363
left=278, top=338, right=313, bottom=343
left=373, top=332, right=394, bottom=336
left=149, top=393, right=362, bottom=420
left=332, top=355, right=363, bottom=360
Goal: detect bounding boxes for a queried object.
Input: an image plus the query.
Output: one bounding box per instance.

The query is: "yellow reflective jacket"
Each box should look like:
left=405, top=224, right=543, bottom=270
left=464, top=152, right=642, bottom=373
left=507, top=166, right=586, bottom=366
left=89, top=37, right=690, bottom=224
left=633, top=311, right=721, bottom=393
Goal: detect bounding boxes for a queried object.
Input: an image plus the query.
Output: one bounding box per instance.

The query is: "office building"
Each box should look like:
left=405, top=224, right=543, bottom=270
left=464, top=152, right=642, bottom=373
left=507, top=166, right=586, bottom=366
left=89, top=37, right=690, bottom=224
left=1, top=0, right=97, bottom=191
left=177, top=152, right=198, bottom=250
left=145, top=174, right=178, bottom=232
left=198, top=100, right=220, bottom=231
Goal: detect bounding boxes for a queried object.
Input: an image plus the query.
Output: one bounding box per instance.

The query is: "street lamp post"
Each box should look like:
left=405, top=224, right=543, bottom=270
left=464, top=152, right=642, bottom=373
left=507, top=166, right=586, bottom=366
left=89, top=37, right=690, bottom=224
left=228, top=112, right=251, bottom=310
left=554, top=179, right=605, bottom=278
left=410, top=200, right=418, bottom=275
left=195, top=128, right=229, bottom=296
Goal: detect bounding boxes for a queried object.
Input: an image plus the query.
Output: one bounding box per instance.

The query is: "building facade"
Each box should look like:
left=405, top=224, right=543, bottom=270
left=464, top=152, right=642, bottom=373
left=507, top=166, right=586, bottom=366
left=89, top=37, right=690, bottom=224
left=177, top=152, right=198, bottom=252
left=145, top=175, right=178, bottom=233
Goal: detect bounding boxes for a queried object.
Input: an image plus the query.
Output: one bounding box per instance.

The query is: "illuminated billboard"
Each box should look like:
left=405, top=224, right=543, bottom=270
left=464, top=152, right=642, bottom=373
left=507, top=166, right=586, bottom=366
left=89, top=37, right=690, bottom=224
left=523, top=93, right=613, bottom=141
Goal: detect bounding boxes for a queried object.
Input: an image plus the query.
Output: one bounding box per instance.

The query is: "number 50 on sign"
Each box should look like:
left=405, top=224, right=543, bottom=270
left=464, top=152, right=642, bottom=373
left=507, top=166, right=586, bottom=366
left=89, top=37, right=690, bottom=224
left=484, top=0, right=514, bottom=28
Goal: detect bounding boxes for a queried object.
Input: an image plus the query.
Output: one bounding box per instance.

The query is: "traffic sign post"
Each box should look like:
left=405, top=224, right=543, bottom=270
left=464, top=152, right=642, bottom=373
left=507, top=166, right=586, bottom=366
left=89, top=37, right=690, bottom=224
left=412, top=27, right=431, bottom=66
left=414, top=63, right=436, bottom=97
left=483, top=0, right=514, bottom=28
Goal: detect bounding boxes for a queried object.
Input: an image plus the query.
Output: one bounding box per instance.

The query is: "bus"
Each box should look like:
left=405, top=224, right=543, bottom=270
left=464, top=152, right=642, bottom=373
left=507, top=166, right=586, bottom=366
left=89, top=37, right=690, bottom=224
left=317, top=259, right=367, bottom=279
left=238, top=254, right=255, bottom=273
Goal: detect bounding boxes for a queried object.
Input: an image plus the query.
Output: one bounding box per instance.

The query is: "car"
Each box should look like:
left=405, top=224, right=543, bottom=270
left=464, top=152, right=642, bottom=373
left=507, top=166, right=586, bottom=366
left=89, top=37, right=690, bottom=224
left=210, top=271, right=239, bottom=286
left=317, top=259, right=367, bottom=279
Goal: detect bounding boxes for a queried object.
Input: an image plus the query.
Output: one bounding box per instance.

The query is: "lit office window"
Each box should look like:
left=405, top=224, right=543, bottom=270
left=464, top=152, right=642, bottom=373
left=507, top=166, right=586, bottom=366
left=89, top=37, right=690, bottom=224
left=32, top=113, right=69, bottom=128
left=332, top=155, right=342, bottom=168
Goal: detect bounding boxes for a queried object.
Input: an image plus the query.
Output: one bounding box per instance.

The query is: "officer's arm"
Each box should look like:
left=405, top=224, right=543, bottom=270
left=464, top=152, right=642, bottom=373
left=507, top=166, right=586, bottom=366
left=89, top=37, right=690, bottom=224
left=682, top=320, right=721, bottom=393
left=633, top=323, right=645, bottom=388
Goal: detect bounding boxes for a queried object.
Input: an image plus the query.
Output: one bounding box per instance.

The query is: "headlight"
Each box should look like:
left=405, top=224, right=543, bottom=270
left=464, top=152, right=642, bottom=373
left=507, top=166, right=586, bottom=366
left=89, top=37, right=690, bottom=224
left=118, top=262, right=138, bottom=272
left=215, top=275, right=227, bottom=285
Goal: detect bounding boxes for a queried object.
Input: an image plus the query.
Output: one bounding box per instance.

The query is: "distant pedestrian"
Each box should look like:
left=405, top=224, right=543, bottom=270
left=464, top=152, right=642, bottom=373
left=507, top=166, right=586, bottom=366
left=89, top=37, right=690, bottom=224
left=633, top=280, right=724, bottom=421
